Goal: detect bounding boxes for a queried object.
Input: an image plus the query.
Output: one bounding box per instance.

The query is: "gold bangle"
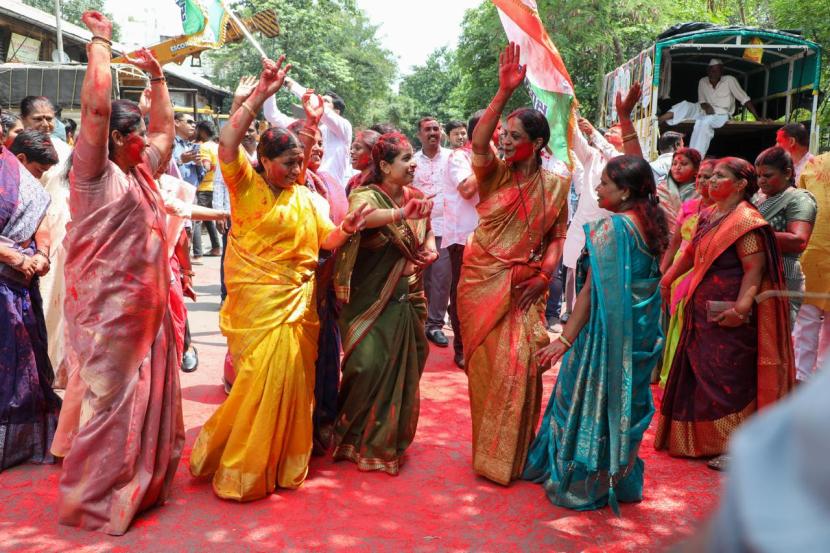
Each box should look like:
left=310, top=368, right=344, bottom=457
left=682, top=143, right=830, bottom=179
left=621, top=132, right=638, bottom=141
left=297, top=130, right=316, bottom=141
left=92, top=35, right=113, bottom=46
left=240, top=102, right=257, bottom=118
left=558, top=334, right=573, bottom=348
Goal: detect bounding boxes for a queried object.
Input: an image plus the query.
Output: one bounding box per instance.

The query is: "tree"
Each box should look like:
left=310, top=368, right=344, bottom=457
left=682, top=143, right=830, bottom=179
left=21, top=0, right=122, bottom=40
left=205, top=0, right=396, bottom=127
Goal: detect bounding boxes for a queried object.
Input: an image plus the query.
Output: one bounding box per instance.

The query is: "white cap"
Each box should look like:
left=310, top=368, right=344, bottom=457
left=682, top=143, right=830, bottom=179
left=709, top=58, right=724, bottom=67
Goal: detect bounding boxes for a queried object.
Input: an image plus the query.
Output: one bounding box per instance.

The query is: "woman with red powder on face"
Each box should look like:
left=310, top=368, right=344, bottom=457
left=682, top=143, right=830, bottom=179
left=345, top=129, right=380, bottom=195
left=656, top=157, right=794, bottom=471
left=189, top=57, right=371, bottom=501
left=456, top=42, right=569, bottom=485
left=658, top=158, right=717, bottom=385
left=287, top=94, right=348, bottom=454
left=656, top=147, right=702, bottom=231
left=332, top=132, right=437, bottom=474
left=52, top=12, right=183, bottom=535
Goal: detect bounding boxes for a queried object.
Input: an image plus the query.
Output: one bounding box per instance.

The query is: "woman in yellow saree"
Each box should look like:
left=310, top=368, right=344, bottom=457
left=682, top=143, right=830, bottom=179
left=458, top=43, right=569, bottom=485
left=333, top=132, right=436, bottom=474
left=189, top=57, right=370, bottom=501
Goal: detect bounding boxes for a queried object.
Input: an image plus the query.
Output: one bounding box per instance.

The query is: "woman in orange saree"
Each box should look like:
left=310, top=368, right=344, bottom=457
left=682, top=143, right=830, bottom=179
left=655, top=157, right=794, bottom=469
left=457, top=43, right=568, bottom=485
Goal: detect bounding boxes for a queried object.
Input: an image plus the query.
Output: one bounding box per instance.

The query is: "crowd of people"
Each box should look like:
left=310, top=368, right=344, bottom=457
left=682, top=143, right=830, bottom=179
left=1, top=10, right=829, bottom=540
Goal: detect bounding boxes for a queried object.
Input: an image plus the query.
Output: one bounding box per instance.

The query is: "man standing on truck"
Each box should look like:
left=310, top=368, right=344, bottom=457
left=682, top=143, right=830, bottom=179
left=659, top=58, right=764, bottom=156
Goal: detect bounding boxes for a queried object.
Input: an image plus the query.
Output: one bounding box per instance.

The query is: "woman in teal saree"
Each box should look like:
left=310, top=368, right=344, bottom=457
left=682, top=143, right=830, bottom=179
left=524, top=155, right=668, bottom=512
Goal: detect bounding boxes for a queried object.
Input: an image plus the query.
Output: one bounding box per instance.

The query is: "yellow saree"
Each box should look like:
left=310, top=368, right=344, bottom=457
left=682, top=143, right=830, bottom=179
left=458, top=157, right=568, bottom=485
left=189, top=149, right=335, bottom=501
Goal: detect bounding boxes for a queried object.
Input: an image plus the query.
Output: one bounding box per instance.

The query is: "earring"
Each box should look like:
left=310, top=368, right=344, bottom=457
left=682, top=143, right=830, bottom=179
left=622, top=195, right=629, bottom=202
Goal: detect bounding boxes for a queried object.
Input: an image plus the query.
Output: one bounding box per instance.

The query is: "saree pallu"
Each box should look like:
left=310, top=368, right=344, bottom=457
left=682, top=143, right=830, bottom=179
left=1, top=150, right=61, bottom=471
left=523, top=216, right=662, bottom=512
left=332, top=185, right=429, bottom=475
left=57, top=155, right=183, bottom=536
left=655, top=202, right=794, bottom=457
left=660, top=200, right=703, bottom=385
left=189, top=182, right=332, bottom=501
left=458, top=166, right=568, bottom=485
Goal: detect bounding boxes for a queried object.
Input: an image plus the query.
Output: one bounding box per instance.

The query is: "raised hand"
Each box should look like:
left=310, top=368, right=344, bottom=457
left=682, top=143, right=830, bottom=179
left=498, top=42, right=526, bottom=93
left=256, top=55, right=292, bottom=98
left=342, top=203, right=376, bottom=234
left=125, top=48, right=163, bottom=77
left=578, top=117, right=595, bottom=138
left=615, top=81, right=642, bottom=122
left=234, top=75, right=258, bottom=102
left=81, top=10, right=112, bottom=40
left=138, top=88, right=151, bottom=115
left=302, top=89, right=325, bottom=126
left=401, top=196, right=433, bottom=220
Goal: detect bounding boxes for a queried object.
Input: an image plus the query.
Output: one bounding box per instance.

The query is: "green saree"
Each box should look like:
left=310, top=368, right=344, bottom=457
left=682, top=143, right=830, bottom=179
left=332, top=185, right=429, bottom=474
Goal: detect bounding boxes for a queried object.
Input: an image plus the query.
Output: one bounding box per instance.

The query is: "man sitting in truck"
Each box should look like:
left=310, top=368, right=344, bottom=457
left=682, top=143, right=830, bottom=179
left=659, top=58, right=764, bottom=156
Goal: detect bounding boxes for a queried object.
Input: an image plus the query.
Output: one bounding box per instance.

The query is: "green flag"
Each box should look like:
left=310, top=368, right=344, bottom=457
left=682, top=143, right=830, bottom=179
left=177, top=0, right=206, bottom=36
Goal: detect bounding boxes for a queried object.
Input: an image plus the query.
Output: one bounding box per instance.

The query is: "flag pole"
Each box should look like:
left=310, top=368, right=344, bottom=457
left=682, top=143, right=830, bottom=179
left=220, top=1, right=268, bottom=58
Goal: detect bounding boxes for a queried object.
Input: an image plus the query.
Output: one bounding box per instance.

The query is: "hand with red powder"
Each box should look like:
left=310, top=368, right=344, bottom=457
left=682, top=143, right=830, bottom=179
left=81, top=10, right=112, bottom=41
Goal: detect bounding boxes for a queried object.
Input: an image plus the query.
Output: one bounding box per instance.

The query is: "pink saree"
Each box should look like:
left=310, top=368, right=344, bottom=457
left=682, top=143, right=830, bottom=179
left=53, top=139, right=184, bottom=535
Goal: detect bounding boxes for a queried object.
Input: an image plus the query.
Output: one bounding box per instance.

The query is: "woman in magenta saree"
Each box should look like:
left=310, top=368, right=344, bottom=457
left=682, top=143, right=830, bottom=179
left=52, top=12, right=184, bottom=535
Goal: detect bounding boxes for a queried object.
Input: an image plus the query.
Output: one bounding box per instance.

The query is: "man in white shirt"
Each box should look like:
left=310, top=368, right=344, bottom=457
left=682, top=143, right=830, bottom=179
left=263, top=76, right=353, bottom=186
left=562, top=118, right=619, bottom=315
left=777, top=123, right=814, bottom=182
left=412, top=117, right=453, bottom=347
left=650, top=131, right=684, bottom=183
left=444, top=117, right=479, bottom=367
left=660, top=58, right=763, bottom=156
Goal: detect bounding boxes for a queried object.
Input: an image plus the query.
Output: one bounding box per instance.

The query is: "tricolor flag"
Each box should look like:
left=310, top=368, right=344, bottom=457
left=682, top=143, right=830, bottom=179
left=492, top=0, right=575, bottom=165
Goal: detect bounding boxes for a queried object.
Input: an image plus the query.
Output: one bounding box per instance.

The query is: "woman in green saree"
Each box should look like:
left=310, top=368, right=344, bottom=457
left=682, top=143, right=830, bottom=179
left=333, top=132, right=437, bottom=474
left=524, top=155, right=668, bottom=512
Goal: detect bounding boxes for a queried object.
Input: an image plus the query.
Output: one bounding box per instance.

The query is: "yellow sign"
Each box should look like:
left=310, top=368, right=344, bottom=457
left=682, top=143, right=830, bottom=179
left=743, top=38, right=764, bottom=64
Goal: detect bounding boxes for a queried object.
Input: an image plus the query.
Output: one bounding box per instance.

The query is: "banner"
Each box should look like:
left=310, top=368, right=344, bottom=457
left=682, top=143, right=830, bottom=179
left=492, top=0, right=576, bottom=165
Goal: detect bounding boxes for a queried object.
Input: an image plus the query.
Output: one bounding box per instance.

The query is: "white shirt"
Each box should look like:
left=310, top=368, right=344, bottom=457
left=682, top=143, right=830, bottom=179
left=794, top=152, right=815, bottom=183
left=263, top=81, right=353, bottom=187
left=443, top=147, right=479, bottom=247
left=563, top=128, right=616, bottom=268
left=650, top=151, right=673, bottom=184
left=412, top=147, right=452, bottom=237
left=697, top=75, right=751, bottom=116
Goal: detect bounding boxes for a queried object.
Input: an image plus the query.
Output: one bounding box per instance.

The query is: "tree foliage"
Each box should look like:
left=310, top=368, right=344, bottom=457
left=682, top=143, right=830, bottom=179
left=204, top=0, right=395, bottom=128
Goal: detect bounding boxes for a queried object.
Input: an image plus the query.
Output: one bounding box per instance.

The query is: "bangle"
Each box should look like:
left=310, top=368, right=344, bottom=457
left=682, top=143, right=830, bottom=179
left=150, top=76, right=166, bottom=84
left=392, top=207, right=404, bottom=223
left=297, top=130, right=316, bottom=141
left=486, top=103, right=501, bottom=118
left=88, top=37, right=112, bottom=52
left=240, top=102, right=257, bottom=119
left=730, top=308, right=747, bottom=321
left=92, top=35, right=112, bottom=46
left=621, top=132, right=638, bottom=142
left=558, top=334, right=573, bottom=349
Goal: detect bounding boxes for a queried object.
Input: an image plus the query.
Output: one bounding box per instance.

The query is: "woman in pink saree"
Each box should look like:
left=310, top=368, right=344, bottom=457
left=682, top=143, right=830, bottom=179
left=51, top=12, right=183, bottom=535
